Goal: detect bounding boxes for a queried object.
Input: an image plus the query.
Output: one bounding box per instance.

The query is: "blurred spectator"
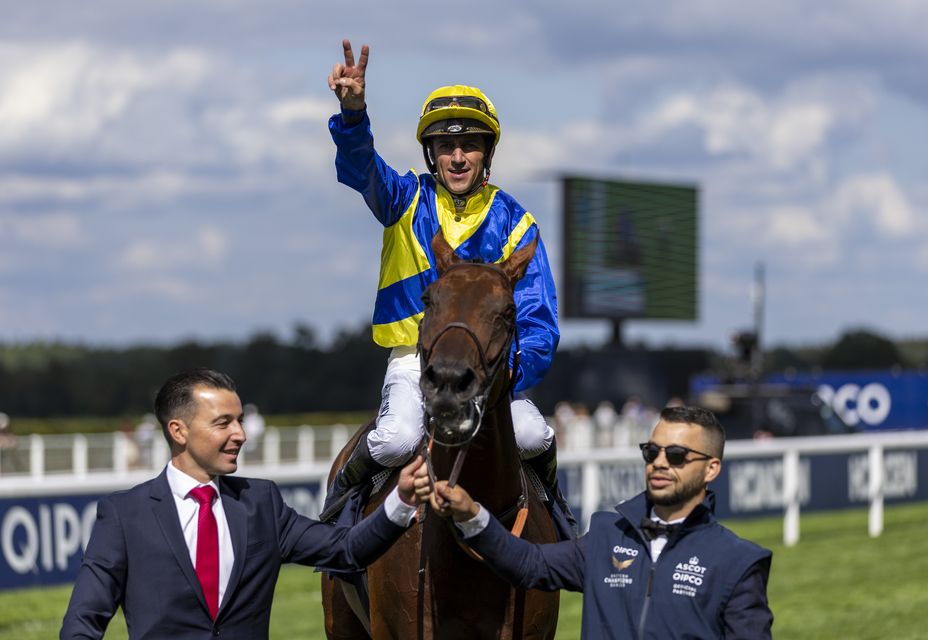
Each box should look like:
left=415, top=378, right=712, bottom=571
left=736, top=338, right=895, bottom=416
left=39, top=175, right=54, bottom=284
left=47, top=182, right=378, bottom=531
left=619, top=396, right=659, bottom=446
left=593, top=401, right=618, bottom=447
left=120, top=420, right=141, bottom=469
left=553, top=401, right=577, bottom=444
left=553, top=398, right=669, bottom=451
left=0, top=412, right=13, bottom=445
left=565, top=403, right=593, bottom=451
left=243, top=403, right=266, bottom=454
left=134, top=413, right=158, bottom=468
left=0, top=412, right=20, bottom=472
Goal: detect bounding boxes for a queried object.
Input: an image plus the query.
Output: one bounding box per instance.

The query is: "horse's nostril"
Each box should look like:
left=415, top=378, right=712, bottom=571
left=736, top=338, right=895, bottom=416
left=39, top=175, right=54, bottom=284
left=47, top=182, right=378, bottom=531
left=422, top=367, right=438, bottom=391
left=456, top=369, right=475, bottom=394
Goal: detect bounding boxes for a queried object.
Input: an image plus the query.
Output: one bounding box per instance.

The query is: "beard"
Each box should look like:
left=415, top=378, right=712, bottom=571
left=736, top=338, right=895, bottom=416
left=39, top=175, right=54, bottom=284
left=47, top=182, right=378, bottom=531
left=647, top=471, right=705, bottom=507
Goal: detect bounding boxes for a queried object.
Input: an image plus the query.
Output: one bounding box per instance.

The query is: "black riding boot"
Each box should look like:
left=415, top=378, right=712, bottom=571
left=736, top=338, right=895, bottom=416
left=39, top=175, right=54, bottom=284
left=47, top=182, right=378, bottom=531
left=320, top=436, right=387, bottom=523
left=527, top=438, right=579, bottom=537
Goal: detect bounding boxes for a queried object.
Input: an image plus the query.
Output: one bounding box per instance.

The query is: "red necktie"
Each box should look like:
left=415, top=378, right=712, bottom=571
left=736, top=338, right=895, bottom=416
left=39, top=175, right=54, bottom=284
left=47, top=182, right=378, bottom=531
left=189, top=485, right=219, bottom=619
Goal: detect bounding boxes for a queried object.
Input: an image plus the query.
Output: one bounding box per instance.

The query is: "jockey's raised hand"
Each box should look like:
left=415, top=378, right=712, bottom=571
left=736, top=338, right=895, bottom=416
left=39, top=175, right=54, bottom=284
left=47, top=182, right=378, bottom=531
left=328, top=39, right=368, bottom=111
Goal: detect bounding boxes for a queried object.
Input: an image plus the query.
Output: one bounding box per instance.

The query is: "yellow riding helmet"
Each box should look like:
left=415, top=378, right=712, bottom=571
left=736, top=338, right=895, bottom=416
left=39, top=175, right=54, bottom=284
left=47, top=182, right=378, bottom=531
left=416, top=85, right=500, bottom=147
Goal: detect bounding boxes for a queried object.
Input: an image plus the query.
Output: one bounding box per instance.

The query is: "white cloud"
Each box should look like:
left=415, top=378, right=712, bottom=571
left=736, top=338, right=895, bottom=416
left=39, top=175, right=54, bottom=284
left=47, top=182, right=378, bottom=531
left=0, top=43, right=211, bottom=149
left=766, top=205, right=830, bottom=245
left=0, top=1, right=926, bottom=348
left=744, top=172, right=922, bottom=274
left=829, top=173, right=917, bottom=236
left=267, top=97, right=333, bottom=126
left=116, top=224, right=229, bottom=271
left=198, top=226, right=228, bottom=264
left=627, top=83, right=842, bottom=171
left=87, top=277, right=197, bottom=304
left=118, top=241, right=162, bottom=271
left=0, top=212, right=89, bottom=248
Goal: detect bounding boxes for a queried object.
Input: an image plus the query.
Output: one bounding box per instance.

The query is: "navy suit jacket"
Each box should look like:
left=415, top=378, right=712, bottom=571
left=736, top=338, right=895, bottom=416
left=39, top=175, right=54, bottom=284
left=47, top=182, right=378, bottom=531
left=60, top=469, right=406, bottom=639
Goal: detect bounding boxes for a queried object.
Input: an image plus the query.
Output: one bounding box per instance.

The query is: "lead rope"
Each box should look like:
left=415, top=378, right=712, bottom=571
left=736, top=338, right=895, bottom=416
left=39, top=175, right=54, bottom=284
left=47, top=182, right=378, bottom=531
left=452, top=468, right=530, bottom=563
left=419, top=418, right=530, bottom=563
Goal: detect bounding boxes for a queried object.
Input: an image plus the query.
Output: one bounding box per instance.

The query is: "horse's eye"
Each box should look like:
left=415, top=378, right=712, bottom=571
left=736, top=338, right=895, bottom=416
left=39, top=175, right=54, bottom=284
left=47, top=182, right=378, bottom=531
left=421, top=293, right=431, bottom=307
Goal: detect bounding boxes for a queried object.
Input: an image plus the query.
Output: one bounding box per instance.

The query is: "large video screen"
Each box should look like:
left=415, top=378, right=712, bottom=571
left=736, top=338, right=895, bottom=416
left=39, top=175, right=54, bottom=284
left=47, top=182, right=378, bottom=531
left=562, top=176, right=698, bottom=320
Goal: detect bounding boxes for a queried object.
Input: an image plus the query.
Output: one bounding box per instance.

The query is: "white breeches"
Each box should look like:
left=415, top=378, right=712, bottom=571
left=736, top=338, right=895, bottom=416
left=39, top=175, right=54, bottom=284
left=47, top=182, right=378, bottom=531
left=366, top=347, right=554, bottom=467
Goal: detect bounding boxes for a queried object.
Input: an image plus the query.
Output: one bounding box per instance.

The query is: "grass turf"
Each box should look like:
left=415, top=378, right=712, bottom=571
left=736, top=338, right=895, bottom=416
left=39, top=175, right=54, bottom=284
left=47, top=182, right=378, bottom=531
left=2, top=501, right=925, bottom=639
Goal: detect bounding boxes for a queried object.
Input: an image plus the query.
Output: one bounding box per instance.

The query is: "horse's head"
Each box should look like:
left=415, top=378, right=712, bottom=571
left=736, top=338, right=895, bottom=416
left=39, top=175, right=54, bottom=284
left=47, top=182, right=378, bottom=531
left=418, top=231, right=537, bottom=443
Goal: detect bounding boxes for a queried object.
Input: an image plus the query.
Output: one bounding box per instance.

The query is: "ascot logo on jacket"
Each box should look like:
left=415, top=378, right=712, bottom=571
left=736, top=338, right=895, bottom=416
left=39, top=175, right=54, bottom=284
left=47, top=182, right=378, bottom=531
left=672, top=555, right=708, bottom=597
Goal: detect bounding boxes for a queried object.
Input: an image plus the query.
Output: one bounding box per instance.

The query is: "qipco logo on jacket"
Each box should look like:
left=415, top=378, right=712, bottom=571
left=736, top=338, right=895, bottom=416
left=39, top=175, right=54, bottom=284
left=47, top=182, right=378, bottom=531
left=817, top=383, right=892, bottom=428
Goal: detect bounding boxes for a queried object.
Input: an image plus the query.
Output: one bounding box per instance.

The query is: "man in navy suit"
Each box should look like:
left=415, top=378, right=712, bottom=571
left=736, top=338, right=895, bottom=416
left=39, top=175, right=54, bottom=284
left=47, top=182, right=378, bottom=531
left=61, top=368, right=425, bottom=640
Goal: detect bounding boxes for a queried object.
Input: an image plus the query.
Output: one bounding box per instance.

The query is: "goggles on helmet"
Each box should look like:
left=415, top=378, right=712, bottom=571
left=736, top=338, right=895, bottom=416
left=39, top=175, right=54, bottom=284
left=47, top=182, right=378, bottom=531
left=423, top=95, right=497, bottom=121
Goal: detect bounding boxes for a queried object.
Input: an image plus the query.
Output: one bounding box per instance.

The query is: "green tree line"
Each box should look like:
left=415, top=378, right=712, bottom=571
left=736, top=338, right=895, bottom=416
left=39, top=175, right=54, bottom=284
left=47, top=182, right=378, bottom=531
left=0, top=324, right=384, bottom=418
left=0, top=325, right=923, bottom=419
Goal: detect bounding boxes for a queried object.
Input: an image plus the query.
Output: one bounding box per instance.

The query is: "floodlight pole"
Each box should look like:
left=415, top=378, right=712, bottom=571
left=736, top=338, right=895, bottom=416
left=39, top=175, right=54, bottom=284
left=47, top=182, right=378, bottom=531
left=750, top=262, right=765, bottom=432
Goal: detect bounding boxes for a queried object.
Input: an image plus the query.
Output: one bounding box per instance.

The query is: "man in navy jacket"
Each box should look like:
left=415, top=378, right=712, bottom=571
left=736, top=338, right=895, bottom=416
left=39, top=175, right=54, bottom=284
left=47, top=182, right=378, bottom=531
left=61, top=368, right=425, bottom=640
left=422, top=405, right=773, bottom=639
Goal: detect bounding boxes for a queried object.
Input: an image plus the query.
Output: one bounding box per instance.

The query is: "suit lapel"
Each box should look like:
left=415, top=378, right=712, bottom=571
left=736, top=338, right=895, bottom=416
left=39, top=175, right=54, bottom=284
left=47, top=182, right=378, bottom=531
left=149, top=470, right=211, bottom=617
left=217, top=476, right=248, bottom=620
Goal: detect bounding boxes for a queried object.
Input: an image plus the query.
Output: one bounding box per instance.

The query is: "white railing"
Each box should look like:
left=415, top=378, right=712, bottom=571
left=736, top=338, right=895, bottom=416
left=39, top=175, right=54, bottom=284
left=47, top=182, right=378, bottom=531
left=2, top=427, right=928, bottom=546
left=0, top=425, right=355, bottom=492
left=558, top=430, right=928, bottom=546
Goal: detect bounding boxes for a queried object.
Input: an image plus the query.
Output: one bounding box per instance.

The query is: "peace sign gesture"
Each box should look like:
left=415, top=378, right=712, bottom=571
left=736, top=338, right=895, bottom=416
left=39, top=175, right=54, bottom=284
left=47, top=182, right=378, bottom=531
left=328, top=39, right=368, bottom=111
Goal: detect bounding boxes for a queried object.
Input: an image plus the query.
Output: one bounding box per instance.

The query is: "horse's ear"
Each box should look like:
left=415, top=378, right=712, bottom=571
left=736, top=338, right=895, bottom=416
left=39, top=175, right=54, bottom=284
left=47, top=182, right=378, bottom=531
left=432, top=230, right=460, bottom=275
left=502, top=237, right=538, bottom=285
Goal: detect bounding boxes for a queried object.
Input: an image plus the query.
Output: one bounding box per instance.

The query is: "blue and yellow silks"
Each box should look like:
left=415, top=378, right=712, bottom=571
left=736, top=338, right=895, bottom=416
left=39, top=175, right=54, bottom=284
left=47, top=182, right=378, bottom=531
left=330, top=110, right=559, bottom=391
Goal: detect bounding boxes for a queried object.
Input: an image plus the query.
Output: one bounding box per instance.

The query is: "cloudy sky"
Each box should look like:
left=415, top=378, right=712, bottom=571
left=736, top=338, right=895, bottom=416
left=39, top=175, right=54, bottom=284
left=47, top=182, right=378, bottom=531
left=1, top=1, right=925, bottom=352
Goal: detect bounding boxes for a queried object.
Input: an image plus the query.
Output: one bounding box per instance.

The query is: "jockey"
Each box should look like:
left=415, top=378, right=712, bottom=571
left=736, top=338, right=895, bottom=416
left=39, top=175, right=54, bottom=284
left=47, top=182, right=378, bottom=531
left=324, top=40, right=574, bottom=532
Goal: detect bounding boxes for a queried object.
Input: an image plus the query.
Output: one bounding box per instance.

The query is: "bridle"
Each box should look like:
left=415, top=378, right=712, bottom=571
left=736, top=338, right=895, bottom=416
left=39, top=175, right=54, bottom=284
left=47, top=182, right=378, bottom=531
left=417, top=262, right=520, bottom=451
left=416, top=261, right=530, bottom=565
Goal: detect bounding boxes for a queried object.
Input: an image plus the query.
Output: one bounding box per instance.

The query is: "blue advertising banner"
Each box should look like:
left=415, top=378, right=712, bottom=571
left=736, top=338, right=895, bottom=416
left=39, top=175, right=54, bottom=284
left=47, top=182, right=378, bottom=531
left=0, top=480, right=323, bottom=591
left=692, top=369, right=928, bottom=432
left=0, top=495, right=99, bottom=590
left=765, top=370, right=928, bottom=432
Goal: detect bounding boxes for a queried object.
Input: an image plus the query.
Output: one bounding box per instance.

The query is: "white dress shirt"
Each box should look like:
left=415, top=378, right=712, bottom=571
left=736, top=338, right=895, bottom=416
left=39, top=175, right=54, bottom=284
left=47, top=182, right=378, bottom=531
left=456, top=503, right=491, bottom=539
left=165, top=463, right=418, bottom=610
left=646, top=508, right=685, bottom=562
left=166, top=463, right=235, bottom=608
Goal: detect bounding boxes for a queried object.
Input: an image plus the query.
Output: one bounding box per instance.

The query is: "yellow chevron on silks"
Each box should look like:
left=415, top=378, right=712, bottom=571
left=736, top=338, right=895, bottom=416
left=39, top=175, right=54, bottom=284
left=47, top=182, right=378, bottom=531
left=498, top=211, right=536, bottom=263
left=435, top=184, right=498, bottom=249
left=378, top=175, right=427, bottom=289
left=373, top=312, right=423, bottom=348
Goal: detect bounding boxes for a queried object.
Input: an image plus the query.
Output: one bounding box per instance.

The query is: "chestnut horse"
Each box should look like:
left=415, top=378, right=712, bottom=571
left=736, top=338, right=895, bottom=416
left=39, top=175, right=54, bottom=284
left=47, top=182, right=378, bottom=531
left=322, top=232, right=559, bottom=639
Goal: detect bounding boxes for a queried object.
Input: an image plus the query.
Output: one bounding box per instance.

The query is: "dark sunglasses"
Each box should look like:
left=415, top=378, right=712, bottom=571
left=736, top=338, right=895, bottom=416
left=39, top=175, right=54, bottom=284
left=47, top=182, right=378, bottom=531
left=639, top=442, right=713, bottom=466
left=425, top=96, right=496, bottom=119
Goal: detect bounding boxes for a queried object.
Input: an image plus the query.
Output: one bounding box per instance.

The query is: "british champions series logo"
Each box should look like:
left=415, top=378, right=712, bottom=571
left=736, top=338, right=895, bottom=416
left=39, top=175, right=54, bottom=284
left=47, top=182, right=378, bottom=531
left=604, top=545, right=637, bottom=588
